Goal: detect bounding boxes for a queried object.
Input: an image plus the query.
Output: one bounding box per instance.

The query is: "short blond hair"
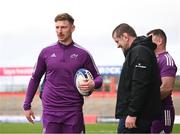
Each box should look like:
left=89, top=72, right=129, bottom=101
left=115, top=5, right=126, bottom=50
left=54, top=13, right=74, bottom=24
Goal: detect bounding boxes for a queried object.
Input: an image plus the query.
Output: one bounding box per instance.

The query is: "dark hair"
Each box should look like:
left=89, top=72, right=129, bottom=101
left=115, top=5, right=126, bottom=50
left=54, top=13, right=74, bottom=24
left=112, top=23, right=137, bottom=38
left=147, top=29, right=167, bottom=45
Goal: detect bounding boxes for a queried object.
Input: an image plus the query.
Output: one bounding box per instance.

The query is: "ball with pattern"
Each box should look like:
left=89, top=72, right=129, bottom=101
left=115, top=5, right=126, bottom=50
left=75, top=68, right=94, bottom=96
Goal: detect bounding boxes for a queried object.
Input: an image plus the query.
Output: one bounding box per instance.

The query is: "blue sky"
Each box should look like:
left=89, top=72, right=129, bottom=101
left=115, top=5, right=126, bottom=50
left=0, top=0, right=180, bottom=74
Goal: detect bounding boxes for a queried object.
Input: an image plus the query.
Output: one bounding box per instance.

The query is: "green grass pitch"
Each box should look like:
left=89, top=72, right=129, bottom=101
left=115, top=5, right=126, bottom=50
left=0, top=123, right=180, bottom=133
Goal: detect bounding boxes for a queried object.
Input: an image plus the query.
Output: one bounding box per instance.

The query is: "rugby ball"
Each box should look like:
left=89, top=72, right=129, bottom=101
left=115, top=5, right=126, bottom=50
left=75, top=68, right=94, bottom=96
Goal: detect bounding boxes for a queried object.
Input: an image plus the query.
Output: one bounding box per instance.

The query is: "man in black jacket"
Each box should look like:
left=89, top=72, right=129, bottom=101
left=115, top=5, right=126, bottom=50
left=112, top=23, right=161, bottom=133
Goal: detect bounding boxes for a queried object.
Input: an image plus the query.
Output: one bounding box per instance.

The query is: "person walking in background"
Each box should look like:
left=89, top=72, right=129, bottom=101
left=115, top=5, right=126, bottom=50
left=23, top=13, right=103, bottom=134
left=147, top=29, right=177, bottom=133
left=112, top=23, right=161, bottom=133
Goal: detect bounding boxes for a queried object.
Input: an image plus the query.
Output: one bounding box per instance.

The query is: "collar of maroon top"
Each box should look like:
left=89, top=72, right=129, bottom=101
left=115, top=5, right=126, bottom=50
left=57, top=41, right=74, bottom=48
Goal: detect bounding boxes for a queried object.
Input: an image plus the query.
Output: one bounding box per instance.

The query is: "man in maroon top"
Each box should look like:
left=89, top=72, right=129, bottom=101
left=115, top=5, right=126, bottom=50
left=147, top=29, right=177, bottom=133
left=23, top=13, right=103, bottom=134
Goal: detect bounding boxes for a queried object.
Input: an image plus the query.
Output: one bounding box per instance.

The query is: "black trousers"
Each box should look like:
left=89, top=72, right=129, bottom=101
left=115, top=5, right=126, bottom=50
left=118, top=117, right=152, bottom=133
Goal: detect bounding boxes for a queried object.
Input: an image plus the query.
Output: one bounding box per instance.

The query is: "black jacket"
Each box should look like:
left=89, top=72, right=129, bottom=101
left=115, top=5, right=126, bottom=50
left=115, top=36, right=161, bottom=120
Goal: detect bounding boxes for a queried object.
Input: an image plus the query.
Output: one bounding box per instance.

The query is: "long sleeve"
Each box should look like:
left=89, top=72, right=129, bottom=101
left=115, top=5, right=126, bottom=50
left=23, top=50, right=46, bottom=110
left=84, top=53, right=103, bottom=89
left=128, top=47, right=152, bottom=116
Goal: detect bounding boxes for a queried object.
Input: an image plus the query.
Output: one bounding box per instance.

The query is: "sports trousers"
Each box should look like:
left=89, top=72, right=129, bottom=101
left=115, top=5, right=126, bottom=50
left=151, top=107, right=175, bottom=133
left=42, top=110, right=85, bottom=134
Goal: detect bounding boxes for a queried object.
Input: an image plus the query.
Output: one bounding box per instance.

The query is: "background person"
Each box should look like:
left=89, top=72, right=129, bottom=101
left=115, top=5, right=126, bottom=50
left=147, top=29, right=177, bottom=133
left=112, top=23, right=161, bottom=133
